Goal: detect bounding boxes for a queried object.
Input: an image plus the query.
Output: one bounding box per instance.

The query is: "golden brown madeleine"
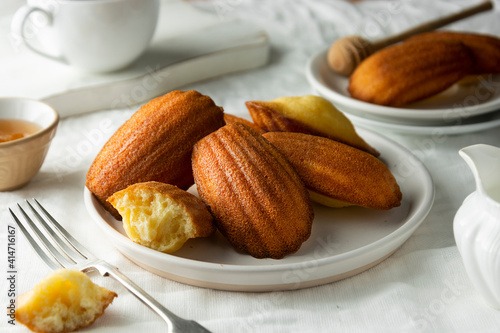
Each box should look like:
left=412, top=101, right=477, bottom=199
left=86, top=90, right=225, bottom=219
left=405, top=31, right=500, bottom=74
left=192, top=123, right=314, bottom=259
left=348, top=41, right=475, bottom=106
left=223, top=113, right=264, bottom=133
left=245, top=95, right=379, bottom=156
left=108, top=181, right=215, bottom=253
left=263, top=132, right=402, bottom=210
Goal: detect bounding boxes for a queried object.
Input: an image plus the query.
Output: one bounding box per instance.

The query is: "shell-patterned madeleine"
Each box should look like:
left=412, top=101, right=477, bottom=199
left=86, top=90, right=225, bottom=219
left=245, top=95, right=378, bottom=156
left=263, top=132, right=402, bottom=210
left=348, top=40, right=475, bottom=106
left=192, top=123, right=314, bottom=259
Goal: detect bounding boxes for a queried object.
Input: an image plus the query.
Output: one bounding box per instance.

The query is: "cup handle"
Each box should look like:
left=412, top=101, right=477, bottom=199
left=11, top=5, right=65, bottom=63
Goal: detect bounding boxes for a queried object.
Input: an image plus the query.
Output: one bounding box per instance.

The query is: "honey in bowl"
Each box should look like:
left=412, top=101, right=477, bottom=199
left=0, top=119, right=42, bottom=143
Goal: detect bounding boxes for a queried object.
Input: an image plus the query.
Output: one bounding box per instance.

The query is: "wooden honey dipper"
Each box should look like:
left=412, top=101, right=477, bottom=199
left=328, top=1, right=494, bottom=76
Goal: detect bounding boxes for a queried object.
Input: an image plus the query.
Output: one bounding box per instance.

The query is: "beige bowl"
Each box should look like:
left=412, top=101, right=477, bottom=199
left=0, top=98, right=59, bottom=191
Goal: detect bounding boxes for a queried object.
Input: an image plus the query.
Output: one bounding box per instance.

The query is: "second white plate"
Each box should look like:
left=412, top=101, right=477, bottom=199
left=84, top=128, right=434, bottom=291
left=306, top=48, right=500, bottom=126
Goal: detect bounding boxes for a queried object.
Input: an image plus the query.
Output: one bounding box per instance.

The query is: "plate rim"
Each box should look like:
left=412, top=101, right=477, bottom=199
left=345, top=111, right=500, bottom=135
left=84, top=128, right=435, bottom=286
left=306, top=48, right=500, bottom=123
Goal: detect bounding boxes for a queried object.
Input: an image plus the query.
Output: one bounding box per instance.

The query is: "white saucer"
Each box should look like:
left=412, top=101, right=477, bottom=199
left=84, top=128, right=434, bottom=292
left=306, top=48, right=500, bottom=126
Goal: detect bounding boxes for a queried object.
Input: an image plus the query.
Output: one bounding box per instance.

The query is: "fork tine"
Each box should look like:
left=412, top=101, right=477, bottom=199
left=15, top=204, right=76, bottom=268
left=32, top=199, right=96, bottom=260
left=25, top=200, right=83, bottom=262
left=9, top=208, right=63, bottom=271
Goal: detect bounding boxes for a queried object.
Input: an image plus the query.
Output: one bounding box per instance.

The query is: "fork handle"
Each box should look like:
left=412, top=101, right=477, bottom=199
left=98, top=262, right=211, bottom=332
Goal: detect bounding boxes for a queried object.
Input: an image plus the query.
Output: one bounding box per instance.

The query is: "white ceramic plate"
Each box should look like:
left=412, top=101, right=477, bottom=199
left=84, top=128, right=434, bottom=291
left=306, top=48, right=500, bottom=126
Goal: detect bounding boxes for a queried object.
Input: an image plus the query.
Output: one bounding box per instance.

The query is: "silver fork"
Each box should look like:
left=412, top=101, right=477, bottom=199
left=9, top=199, right=211, bottom=333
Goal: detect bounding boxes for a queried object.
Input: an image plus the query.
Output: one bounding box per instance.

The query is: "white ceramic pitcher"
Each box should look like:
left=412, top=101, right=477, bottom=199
left=454, top=144, right=500, bottom=309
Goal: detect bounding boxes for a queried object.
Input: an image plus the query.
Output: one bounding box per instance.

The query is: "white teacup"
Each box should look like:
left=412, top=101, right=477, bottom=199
left=11, top=0, right=160, bottom=72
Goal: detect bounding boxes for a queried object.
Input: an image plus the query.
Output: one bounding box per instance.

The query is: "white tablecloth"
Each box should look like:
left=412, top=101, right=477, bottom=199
left=2, top=0, right=500, bottom=332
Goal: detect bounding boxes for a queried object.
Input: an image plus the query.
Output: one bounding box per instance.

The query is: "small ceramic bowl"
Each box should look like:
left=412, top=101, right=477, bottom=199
left=0, top=98, right=59, bottom=191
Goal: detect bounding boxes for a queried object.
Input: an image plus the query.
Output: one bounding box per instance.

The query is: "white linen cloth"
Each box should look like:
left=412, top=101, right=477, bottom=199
left=1, top=0, right=500, bottom=332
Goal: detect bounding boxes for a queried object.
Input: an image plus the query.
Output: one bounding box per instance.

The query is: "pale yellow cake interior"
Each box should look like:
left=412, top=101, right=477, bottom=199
left=110, top=189, right=196, bottom=253
left=15, top=269, right=116, bottom=333
left=308, top=190, right=355, bottom=208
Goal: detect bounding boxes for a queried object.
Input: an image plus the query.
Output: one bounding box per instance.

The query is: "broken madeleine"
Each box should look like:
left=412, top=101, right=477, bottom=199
left=245, top=95, right=378, bottom=156
left=108, top=181, right=215, bottom=253
left=15, top=269, right=116, bottom=333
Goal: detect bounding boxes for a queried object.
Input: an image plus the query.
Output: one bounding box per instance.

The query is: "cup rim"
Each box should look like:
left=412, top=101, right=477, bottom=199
left=0, top=97, right=59, bottom=148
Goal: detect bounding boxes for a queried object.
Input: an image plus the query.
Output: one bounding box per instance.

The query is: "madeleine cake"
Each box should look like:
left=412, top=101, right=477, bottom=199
left=192, top=123, right=314, bottom=259
left=245, top=95, right=378, bottom=156
left=86, top=90, right=225, bottom=219
left=15, top=269, right=116, bottom=333
left=263, top=132, right=402, bottom=210
left=108, top=181, right=215, bottom=253
left=348, top=40, right=475, bottom=106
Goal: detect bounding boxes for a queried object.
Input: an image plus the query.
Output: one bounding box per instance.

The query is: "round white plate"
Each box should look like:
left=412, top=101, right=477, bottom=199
left=84, top=128, right=434, bottom=292
left=306, top=48, right=500, bottom=126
